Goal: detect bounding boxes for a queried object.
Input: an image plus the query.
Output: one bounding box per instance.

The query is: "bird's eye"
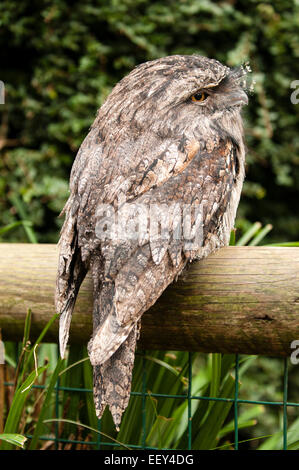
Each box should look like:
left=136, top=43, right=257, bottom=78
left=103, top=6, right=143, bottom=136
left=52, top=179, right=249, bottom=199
left=191, top=92, right=207, bottom=103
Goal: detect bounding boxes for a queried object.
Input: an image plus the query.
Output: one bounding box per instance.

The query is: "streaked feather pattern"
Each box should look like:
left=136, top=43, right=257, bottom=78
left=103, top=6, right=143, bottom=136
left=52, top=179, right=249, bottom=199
left=55, top=55, right=248, bottom=428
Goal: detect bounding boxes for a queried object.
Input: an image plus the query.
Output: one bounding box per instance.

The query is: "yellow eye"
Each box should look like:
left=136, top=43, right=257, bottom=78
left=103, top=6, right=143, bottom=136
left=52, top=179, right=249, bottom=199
left=191, top=92, right=207, bottom=102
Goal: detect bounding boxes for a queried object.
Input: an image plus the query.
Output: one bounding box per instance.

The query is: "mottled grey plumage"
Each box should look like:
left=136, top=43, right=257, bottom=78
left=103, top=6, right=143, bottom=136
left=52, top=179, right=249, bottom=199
left=55, top=55, right=249, bottom=429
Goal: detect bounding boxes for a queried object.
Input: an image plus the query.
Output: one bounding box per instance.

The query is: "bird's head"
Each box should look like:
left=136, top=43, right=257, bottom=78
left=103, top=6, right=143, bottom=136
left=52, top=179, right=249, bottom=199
left=96, top=55, right=250, bottom=151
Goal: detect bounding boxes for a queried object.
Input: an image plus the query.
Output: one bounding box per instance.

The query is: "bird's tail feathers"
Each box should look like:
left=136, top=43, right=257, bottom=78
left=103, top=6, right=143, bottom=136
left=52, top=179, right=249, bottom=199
left=56, top=240, right=87, bottom=358
left=92, top=323, right=139, bottom=430
left=58, top=295, right=79, bottom=359
left=88, top=310, right=135, bottom=366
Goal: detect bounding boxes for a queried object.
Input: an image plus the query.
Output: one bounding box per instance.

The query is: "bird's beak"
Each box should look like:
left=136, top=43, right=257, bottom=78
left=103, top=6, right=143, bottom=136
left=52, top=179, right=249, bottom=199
left=228, top=89, right=249, bottom=107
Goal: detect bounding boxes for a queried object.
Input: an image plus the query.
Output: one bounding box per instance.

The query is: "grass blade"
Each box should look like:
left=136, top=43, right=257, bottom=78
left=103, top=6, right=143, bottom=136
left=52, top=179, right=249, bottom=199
left=1, top=365, right=47, bottom=449
left=0, top=221, right=33, bottom=237
left=236, top=222, right=262, bottom=246
left=0, top=433, right=27, bottom=448
left=18, top=313, right=59, bottom=385
left=29, top=358, right=65, bottom=450
left=249, top=224, right=273, bottom=246
left=8, top=194, right=38, bottom=243
left=265, top=241, right=299, bottom=246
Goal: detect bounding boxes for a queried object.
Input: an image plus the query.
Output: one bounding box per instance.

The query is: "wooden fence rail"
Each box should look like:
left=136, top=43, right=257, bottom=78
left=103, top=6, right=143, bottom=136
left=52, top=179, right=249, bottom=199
left=0, top=244, right=298, bottom=357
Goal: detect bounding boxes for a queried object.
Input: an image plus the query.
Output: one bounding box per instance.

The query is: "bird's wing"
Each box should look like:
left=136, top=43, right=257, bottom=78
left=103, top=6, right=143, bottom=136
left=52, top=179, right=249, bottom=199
left=55, top=125, right=203, bottom=357
left=87, top=137, right=239, bottom=366
left=55, top=128, right=100, bottom=357
left=56, top=125, right=239, bottom=428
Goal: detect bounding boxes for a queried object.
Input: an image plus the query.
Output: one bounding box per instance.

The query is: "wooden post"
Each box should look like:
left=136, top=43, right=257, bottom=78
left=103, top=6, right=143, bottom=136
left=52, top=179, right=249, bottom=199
left=0, top=243, right=298, bottom=357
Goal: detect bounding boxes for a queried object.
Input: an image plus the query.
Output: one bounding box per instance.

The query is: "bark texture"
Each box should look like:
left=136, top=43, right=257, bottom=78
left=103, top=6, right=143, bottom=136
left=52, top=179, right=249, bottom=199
left=0, top=243, right=298, bottom=357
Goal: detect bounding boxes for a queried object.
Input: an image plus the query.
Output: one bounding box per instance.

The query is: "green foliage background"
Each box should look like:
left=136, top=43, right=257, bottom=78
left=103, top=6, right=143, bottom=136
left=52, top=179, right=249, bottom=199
left=0, top=0, right=298, bottom=242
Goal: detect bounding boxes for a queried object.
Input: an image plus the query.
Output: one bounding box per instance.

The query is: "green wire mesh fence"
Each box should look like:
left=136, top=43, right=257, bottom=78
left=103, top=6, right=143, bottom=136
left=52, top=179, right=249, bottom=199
left=3, top=348, right=299, bottom=450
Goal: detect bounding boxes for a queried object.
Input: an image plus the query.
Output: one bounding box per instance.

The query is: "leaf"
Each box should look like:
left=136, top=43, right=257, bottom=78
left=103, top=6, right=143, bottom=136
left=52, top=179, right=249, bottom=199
left=0, top=365, right=48, bottom=450
left=0, top=433, right=27, bottom=448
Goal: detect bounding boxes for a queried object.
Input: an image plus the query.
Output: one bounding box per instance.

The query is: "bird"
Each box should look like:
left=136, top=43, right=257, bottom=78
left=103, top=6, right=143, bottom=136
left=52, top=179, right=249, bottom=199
left=55, top=54, right=249, bottom=430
